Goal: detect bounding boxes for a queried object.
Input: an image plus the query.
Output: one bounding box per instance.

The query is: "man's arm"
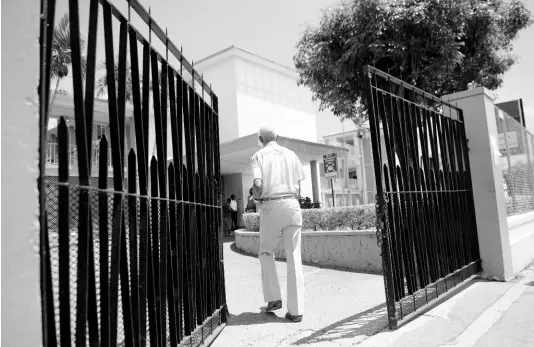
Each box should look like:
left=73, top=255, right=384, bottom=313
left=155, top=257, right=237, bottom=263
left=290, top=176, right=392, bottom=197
left=252, top=178, right=263, bottom=200
left=251, top=154, right=263, bottom=200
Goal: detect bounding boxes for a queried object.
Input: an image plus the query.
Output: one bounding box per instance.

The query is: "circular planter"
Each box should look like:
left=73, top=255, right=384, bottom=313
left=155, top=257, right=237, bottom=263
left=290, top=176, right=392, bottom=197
left=234, top=229, right=382, bottom=273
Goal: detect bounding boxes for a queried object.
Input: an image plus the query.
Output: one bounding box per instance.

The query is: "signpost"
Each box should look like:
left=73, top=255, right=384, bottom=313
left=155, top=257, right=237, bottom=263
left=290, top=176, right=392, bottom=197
left=323, top=153, right=338, bottom=207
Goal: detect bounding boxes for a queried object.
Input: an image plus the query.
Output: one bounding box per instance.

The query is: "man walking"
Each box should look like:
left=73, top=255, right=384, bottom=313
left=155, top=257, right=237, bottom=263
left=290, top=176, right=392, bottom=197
left=230, top=194, right=238, bottom=231
left=251, top=126, right=305, bottom=322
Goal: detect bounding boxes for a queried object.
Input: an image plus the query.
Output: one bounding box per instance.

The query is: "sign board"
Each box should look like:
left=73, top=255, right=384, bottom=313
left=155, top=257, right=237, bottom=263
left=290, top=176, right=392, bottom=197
left=323, top=153, right=338, bottom=179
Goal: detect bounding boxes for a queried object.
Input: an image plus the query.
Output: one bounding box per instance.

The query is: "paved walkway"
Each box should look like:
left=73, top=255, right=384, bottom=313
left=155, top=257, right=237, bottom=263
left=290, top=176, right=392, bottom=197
left=213, top=237, right=534, bottom=346
left=212, top=236, right=388, bottom=347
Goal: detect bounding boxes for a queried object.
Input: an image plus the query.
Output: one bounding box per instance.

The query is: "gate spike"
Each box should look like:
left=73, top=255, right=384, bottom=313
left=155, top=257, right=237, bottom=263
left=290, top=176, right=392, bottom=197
left=180, top=46, right=183, bottom=75
left=192, top=60, right=195, bottom=91
left=148, top=7, right=151, bottom=44
left=165, top=27, right=168, bottom=61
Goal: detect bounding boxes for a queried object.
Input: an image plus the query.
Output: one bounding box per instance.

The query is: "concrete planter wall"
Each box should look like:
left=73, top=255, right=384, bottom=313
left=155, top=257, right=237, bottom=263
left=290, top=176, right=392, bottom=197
left=508, top=211, right=534, bottom=274
left=235, top=229, right=382, bottom=273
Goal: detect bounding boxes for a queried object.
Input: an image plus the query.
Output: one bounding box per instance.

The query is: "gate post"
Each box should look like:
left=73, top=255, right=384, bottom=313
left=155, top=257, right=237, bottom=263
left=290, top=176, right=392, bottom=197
left=2, top=0, right=43, bottom=345
left=442, top=87, right=513, bottom=281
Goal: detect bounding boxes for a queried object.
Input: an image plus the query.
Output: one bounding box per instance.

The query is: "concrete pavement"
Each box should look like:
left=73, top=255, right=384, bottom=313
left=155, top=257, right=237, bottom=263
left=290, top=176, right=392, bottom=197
left=213, top=236, right=534, bottom=347
left=212, top=235, right=388, bottom=347
left=358, top=263, right=534, bottom=347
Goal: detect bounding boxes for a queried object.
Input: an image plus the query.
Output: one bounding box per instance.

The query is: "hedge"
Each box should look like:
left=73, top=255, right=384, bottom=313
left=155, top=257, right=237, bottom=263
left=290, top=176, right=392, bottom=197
left=242, top=204, right=376, bottom=232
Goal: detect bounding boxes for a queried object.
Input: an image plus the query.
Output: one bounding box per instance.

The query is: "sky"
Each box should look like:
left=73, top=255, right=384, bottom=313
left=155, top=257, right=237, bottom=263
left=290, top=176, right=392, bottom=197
left=53, top=0, right=534, bottom=133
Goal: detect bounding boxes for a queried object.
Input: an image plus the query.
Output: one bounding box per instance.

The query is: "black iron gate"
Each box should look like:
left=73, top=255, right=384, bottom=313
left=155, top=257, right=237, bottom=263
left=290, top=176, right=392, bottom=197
left=363, top=66, right=481, bottom=328
left=38, top=0, right=227, bottom=345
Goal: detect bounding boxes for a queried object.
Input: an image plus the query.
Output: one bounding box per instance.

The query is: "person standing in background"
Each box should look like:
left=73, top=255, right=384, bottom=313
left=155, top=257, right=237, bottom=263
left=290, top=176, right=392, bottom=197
left=222, top=198, right=232, bottom=235
left=230, top=194, right=238, bottom=230
left=245, top=188, right=257, bottom=213
left=251, top=126, right=306, bottom=323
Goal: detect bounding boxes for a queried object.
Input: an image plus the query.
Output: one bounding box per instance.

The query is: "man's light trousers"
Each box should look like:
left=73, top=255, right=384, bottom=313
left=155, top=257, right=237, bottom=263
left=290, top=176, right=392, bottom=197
left=258, top=198, right=304, bottom=316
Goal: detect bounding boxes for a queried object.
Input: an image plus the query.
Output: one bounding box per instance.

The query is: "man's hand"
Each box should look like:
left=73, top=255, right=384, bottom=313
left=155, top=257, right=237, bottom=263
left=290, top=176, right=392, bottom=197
left=252, top=178, right=263, bottom=200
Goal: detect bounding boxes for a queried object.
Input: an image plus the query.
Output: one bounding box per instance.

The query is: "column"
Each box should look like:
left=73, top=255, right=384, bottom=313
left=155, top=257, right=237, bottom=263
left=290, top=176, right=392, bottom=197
left=443, top=87, right=513, bottom=281
left=310, top=160, right=321, bottom=204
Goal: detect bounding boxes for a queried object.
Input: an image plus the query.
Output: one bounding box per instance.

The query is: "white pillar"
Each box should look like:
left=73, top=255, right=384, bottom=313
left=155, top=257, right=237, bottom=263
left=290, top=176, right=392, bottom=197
left=310, top=160, right=321, bottom=204
left=443, top=87, right=513, bottom=281
left=2, top=0, right=43, bottom=345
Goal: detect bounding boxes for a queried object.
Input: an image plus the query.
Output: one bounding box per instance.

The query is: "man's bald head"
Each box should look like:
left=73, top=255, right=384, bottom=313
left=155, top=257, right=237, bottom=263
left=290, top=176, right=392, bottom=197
left=258, top=126, right=278, bottom=146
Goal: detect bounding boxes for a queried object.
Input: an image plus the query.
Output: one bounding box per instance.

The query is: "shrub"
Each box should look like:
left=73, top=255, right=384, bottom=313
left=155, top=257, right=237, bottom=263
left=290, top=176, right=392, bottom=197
left=298, top=196, right=321, bottom=209
left=242, top=212, right=260, bottom=231
left=242, top=204, right=376, bottom=232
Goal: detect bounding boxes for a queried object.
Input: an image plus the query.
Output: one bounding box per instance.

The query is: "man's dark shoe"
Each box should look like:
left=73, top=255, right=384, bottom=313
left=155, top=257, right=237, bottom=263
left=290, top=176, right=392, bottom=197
left=285, top=312, right=303, bottom=322
left=265, top=300, right=282, bottom=313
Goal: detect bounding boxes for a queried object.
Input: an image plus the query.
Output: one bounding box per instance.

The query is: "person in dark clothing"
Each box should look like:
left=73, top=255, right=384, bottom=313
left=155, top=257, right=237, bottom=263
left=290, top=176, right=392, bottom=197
left=230, top=194, right=238, bottom=230
left=245, top=188, right=257, bottom=213
left=222, top=198, right=232, bottom=235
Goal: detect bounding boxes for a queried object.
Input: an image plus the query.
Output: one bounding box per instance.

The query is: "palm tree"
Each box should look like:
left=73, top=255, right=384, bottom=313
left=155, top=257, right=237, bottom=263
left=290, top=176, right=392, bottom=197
left=96, top=61, right=165, bottom=102
left=49, top=13, right=87, bottom=116
left=96, top=61, right=133, bottom=101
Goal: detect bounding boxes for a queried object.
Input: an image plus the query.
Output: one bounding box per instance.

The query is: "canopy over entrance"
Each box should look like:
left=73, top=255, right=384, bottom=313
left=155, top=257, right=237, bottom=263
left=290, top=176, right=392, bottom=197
left=220, top=133, right=348, bottom=175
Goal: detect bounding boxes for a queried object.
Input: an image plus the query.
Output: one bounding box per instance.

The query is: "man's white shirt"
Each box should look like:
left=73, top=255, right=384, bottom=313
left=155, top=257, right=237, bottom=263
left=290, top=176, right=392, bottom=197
left=250, top=142, right=306, bottom=199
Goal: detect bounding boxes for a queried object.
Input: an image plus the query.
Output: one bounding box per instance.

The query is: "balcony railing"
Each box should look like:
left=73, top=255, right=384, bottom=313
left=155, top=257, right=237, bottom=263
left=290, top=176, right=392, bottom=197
left=46, top=143, right=113, bottom=168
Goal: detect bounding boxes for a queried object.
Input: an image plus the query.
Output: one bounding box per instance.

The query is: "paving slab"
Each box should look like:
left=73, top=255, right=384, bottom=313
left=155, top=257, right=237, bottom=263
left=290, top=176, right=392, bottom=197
left=212, top=237, right=387, bottom=347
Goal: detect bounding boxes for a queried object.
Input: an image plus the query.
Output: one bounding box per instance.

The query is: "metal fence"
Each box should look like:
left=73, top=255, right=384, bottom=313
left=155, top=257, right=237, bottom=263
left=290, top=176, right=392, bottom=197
left=494, top=107, right=534, bottom=216
left=38, top=0, right=227, bottom=346
left=363, top=66, right=481, bottom=328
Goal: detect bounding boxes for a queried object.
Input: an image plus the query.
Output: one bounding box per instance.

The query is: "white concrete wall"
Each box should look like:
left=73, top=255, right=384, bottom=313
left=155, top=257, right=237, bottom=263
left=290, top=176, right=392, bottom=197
left=197, top=58, right=239, bottom=144
left=1, top=0, right=43, bottom=345
left=234, top=58, right=317, bottom=141
left=508, top=212, right=534, bottom=274
left=235, top=230, right=381, bottom=273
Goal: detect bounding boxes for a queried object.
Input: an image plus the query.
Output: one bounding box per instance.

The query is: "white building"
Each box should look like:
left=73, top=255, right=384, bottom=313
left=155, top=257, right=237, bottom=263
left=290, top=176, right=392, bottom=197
left=45, top=46, right=378, bottom=227
left=195, top=46, right=376, bottom=222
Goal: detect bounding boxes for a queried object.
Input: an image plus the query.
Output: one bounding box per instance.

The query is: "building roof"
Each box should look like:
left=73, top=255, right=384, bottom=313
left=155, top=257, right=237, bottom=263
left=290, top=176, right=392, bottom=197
left=195, top=45, right=296, bottom=75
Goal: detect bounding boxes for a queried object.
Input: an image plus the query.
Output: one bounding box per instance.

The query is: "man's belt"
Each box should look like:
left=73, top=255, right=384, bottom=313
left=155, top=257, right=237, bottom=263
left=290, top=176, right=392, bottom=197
left=260, top=195, right=296, bottom=202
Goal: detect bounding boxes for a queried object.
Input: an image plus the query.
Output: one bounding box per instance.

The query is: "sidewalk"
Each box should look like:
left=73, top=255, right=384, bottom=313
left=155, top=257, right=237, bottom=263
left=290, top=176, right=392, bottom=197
left=359, top=263, right=534, bottom=347
left=212, top=236, right=389, bottom=347
left=213, top=237, right=534, bottom=347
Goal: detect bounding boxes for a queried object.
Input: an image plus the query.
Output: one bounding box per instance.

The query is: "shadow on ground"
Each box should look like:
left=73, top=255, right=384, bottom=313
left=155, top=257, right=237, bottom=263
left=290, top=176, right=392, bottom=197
left=290, top=303, right=389, bottom=345
left=227, top=311, right=289, bottom=326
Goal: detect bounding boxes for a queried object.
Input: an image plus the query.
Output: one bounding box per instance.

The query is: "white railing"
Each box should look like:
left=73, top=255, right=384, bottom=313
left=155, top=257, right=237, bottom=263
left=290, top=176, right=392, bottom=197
left=46, top=143, right=113, bottom=168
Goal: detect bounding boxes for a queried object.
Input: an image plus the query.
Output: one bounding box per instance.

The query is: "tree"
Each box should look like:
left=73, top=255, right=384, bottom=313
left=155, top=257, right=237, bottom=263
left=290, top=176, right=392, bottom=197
left=49, top=13, right=87, bottom=115
left=96, top=61, right=133, bottom=101
left=294, top=0, right=532, bottom=123
left=96, top=61, right=164, bottom=102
